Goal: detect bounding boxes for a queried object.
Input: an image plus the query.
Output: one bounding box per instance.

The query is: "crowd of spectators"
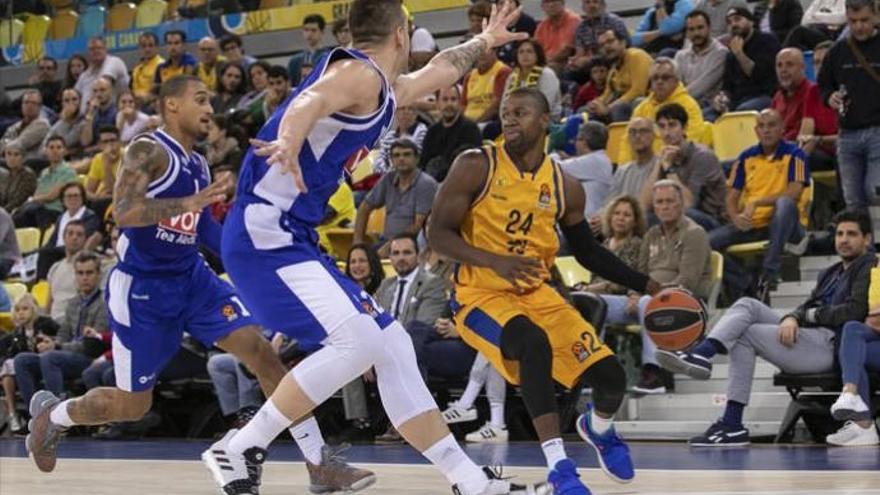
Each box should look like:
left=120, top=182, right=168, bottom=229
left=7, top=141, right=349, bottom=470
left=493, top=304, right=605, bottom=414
left=0, top=0, right=878, bottom=446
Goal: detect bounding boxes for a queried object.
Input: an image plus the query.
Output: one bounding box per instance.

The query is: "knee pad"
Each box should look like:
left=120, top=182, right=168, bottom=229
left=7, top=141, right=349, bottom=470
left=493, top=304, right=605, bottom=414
left=583, top=356, right=626, bottom=415
left=373, top=321, right=439, bottom=427
left=291, top=313, right=384, bottom=405
left=502, top=316, right=556, bottom=418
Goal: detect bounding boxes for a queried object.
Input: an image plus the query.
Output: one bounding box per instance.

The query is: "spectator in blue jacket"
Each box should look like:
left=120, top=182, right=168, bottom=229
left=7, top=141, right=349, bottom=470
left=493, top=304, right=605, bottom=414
left=632, top=0, right=695, bottom=56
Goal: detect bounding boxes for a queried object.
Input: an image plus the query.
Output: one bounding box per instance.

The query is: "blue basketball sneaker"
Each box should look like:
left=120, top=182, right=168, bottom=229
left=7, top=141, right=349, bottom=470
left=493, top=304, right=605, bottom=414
left=576, top=405, right=634, bottom=484
left=547, top=459, right=591, bottom=495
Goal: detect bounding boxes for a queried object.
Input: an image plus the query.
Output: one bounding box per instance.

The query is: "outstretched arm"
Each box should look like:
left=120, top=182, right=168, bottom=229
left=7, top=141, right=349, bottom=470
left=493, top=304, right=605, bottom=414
left=113, top=139, right=229, bottom=228
left=394, top=2, right=527, bottom=107
left=559, top=172, right=660, bottom=295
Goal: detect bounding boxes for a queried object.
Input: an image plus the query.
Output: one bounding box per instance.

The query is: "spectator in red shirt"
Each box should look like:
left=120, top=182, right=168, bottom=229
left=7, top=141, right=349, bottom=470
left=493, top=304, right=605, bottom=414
left=573, top=58, right=609, bottom=111
left=770, top=48, right=838, bottom=171
left=535, top=0, right=582, bottom=72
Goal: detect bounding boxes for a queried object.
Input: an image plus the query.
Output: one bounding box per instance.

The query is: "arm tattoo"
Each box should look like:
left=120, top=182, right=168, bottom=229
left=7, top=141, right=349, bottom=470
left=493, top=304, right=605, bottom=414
left=113, top=140, right=191, bottom=227
left=436, top=36, right=490, bottom=79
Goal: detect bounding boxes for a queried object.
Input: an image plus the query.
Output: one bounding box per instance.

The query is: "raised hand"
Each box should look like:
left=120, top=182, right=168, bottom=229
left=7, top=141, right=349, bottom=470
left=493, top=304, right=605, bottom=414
left=480, top=1, right=529, bottom=48
left=250, top=138, right=309, bottom=193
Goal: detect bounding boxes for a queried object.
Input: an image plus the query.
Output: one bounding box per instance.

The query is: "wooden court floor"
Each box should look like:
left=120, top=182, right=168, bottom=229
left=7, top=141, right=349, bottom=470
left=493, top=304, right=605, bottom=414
left=2, top=457, right=879, bottom=495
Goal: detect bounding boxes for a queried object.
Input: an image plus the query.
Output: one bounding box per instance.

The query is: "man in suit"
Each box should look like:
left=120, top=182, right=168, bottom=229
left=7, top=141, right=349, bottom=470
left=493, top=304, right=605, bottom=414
left=373, top=233, right=475, bottom=443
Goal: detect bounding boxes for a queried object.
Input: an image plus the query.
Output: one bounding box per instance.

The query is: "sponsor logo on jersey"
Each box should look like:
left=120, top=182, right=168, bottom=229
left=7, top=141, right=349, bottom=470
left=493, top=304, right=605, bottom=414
left=538, top=183, right=552, bottom=209
left=572, top=342, right=589, bottom=363
left=157, top=211, right=200, bottom=245
left=221, top=304, right=239, bottom=321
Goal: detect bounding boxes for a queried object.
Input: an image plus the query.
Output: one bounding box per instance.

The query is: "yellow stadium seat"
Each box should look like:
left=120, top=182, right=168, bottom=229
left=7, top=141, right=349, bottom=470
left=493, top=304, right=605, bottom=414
left=555, top=256, right=591, bottom=288
left=605, top=121, right=629, bottom=165
left=31, top=280, right=49, bottom=308
left=0, top=313, right=11, bottom=332
left=0, top=18, right=24, bottom=48
left=712, top=111, right=759, bottom=162
left=107, top=2, right=137, bottom=32
left=812, top=170, right=837, bottom=188
left=22, top=14, right=51, bottom=46
left=49, top=9, right=78, bottom=40
left=707, top=251, right=723, bottom=314
left=16, top=228, right=40, bottom=254
left=260, top=0, right=290, bottom=8
left=136, top=0, right=167, bottom=27
left=336, top=260, right=347, bottom=272
left=366, top=208, right=385, bottom=238
left=325, top=227, right=356, bottom=261
left=46, top=0, right=74, bottom=9
left=350, top=150, right=377, bottom=184
left=4, top=283, right=28, bottom=303
left=166, top=0, right=182, bottom=20
left=381, top=259, right=396, bottom=278
left=41, top=224, right=55, bottom=247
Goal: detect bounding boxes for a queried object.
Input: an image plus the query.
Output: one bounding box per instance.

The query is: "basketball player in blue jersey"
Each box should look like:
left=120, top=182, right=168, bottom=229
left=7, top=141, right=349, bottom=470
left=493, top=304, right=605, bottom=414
left=25, top=75, right=375, bottom=494
left=202, top=2, right=550, bottom=495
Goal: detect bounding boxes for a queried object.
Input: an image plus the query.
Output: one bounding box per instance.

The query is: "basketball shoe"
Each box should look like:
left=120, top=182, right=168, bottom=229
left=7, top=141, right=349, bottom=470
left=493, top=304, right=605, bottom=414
left=655, top=349, right=713, bottom=380
left=25, top=390, right=68, bottom=473
left=452, top=466, right=553, bottom=494
left=830, top=392, right=870, bottom=421
left=689, top=421, right=750, bottom=447
left=306, top=443, right=376, bottom=493
left=442, top=403, right=479, bottom=424
left=465, top=422, right=509, bottom=443
left=547, top=459, right=591, bottom=494
left=576, top=404, right=634, bottom=483
left=202, top=429, right=266, bottom=494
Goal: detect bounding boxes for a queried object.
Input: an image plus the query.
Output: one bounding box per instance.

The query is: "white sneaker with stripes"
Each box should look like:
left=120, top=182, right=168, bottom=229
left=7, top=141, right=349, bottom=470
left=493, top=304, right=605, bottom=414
left=465, top=422, right=509, bottom=443
left=202, top=429, right=266, bottom=494
left=441, top=403, right=478, bottom=424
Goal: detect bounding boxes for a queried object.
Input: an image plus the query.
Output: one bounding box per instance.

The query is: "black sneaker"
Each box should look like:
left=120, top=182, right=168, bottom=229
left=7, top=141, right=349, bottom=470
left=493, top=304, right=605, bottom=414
left=689, top=421, right=750, bottom=447
left=655, top=349, right=712, bottom=380
left=631, top=365, right=667, bottom=395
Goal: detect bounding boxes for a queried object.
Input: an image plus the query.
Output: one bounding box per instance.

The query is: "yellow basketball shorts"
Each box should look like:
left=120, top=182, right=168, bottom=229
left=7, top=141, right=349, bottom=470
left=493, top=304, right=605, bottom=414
left=452, top=284, right=613, bottom=389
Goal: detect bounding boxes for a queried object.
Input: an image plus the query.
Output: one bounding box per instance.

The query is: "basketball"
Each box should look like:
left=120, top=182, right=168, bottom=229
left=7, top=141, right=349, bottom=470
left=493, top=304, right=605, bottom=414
left=644, top=288, right=707, bottom=351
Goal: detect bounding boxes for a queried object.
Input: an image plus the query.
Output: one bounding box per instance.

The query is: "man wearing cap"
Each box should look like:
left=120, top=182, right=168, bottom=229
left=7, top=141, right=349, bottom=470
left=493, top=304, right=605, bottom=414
left=706, top=6, right=781, bottom=121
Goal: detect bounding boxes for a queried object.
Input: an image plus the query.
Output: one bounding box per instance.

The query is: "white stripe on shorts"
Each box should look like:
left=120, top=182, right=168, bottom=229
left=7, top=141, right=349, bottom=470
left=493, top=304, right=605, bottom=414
left=244, top=203, right=294, bottom=250
left=112, top=333, right=133, bottom=392
left=276, top=261, right=359, bottom=335
left=107, top=269, right=133, bottom=327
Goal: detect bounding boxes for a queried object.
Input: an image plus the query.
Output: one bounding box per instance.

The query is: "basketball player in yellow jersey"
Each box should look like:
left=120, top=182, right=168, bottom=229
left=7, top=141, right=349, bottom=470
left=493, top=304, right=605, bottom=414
left=430, top=87, right=661, bottom=494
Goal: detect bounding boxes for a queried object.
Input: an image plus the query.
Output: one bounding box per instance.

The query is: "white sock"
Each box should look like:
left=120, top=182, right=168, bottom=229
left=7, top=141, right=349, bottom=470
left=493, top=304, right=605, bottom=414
left=422, top=434, right=487, bottom=494
left=541, top=437, right=567, bottom=469
left=227, top=399, right=291, bottom=455
left=49, top=399, right=75, bottom=427
left=489, top=401, right=505, bottom=428
left=457, top=381, right=482, bottom=410
left=289, top=416, right=325, bottom=465
left=591, top=409, right=613, bottom=435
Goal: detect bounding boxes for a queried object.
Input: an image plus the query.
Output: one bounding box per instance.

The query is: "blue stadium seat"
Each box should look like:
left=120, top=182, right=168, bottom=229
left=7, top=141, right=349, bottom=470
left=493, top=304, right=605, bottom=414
left=75, top=4, right=105, bottom=39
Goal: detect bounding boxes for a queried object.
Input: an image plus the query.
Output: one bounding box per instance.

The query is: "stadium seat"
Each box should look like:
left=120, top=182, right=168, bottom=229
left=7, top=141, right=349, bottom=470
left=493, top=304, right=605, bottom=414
left=49, top=9, right=78, bottom=40
left=136, top=0, right=167, bottom=28
left=349, top=150, right=377, bottom=184
left=605, top=121, right=628, bottom=165
left=4, top=282, right=28, bottom=303
left=75, top=4, right=106, bottom=39
left=46, top=0, right=74, bottom=9
left=107, top=2, right=137, bottom=32
left=0, top=313, right=11, bottom=331
left=0, top=18, right=24, bottom=48
left=325, top=227, right=356, bottom=261
left=712, top=111, right=759, bottom=162
left=706, top=251, right=723, bottom=317
left=811, top=170, right=837, bottom=188
left=554, top=256, right=591, bottom=288
left=41, top=224, right=55, bottom=247
left=31, top=280, right=49, bottom=308
left=260, top=0, right=290, bottom=8
left=366, top=208, right=385, bottom=239
left=15, top=228, right=40, bottom=254
left=381, top=259, right=396, bottom=278
left=22, top=14, right=51, bottom=48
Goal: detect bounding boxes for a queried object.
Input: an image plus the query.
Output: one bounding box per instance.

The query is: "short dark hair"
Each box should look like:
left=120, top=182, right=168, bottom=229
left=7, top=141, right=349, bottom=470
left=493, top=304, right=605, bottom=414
left=332, top=17, right=349, bottom=36
left=164, top=30, right=186, bottom=42
left=578, top=121, right=609, bottom=151
left=468, top=1, right=492, bottom=19
left=220, top=34, right=243, bottom=50
left=846, top=0, right=877, bottom=12
left=267, top=65, right=289, bottom=80
left=45, top=135, right=66, bottom=147
left=508, top=87, right=550, bottom=115
left=159, top=75, right=204, bottom=113
left=656, top=103, right=689, bottom=128
left=390, top=137, right=420, bottom=157
left=514, top=39, right=547, bottom=68
left=97, top=124, right=120, bottom=137
left=390, top=232, right=419, bottom=252
left=303, top=13, right=326, bottom=31
left=39, top=56, right=57, bottom=68
left=249, top=60, right=271, bottom=78
left=600, top=27, right=627, bottom=42
left=349, top=0, right=406, bottom=46
left=73, top=250, right=100, bottom=269
left=139, top=32, right=159, bottom=44
left=686, top=9, right=712, bottom=26
left=833, top=209, right=873, bottom=237
left=65, top=218, right=87, bottom=234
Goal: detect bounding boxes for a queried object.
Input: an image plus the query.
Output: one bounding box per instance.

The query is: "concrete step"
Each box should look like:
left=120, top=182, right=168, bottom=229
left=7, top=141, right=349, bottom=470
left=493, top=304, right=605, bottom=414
left=799, top=255, right=835, bottom=282
left=614, top=420, right=782, bottom=440
left=772, top=281, right=814, bottom=294
left=626, top=392, right=791, bottom=422
left=674, top=377, right=776, bottom=394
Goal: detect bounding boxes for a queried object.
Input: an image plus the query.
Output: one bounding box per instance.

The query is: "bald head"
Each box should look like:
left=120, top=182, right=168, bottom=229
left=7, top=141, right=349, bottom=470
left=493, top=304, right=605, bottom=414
left=628, top=117, right=656, bottom=155
left=92, top=76, right=113, bottom=106
left=198, top=36, right=219, bottom=64
left=776, top=48, right=805, bottom=91
left=756, top=109, right=784, bottom=151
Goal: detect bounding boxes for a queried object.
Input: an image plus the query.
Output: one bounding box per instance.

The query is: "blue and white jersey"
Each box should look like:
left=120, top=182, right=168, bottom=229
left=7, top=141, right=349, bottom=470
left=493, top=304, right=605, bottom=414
left=116, top=129, right=213, bottom=276
left=236, top=47, right=396, bottom=230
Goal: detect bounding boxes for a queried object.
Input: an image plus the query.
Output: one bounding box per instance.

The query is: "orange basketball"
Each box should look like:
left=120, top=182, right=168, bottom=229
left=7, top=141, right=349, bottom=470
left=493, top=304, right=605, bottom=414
left=644, top=288, right=707, bottom=351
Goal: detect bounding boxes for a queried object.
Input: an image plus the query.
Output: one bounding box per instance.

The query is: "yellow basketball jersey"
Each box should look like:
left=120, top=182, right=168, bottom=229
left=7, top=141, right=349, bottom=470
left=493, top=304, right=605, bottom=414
left=457, top=144, right=566, bottom=293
